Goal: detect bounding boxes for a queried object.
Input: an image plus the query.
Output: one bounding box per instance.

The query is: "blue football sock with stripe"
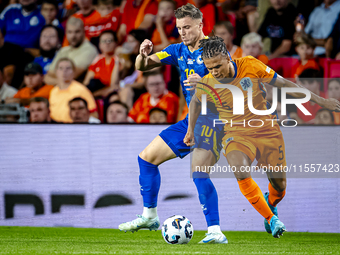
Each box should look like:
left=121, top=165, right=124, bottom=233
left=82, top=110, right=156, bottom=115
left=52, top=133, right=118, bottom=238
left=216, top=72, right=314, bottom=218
left=193, top=171, right=220, bottom=227
left=138, top=156, right=161, bottom=208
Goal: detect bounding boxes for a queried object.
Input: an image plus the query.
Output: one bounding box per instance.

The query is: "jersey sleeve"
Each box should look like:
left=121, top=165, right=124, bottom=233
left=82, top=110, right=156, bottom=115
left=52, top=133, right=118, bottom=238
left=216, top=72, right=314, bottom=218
left=76, top=43, right=98, bottom=70
left=250, top=57, right=277, bottom=85
left=304, top=9, right=316, bottom=35
left=155, top=44, right=179, bottom=66
left=0, top=6, right=8, bottom=32
left=89, top=55, right=100, bottom=72
left=128, top=97, right=143, bottom=122
left=195, top=76, right=215, bottom=104
left=13, top=89, right=22, bottom=98
left=82, top=87, right=97, bottom=113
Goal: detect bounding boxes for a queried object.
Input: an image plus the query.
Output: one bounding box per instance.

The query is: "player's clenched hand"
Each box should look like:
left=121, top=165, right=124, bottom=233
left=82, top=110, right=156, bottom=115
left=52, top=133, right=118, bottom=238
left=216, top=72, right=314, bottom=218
left=140, top=39, right=153, bottom=58
left=184, top=73, right=201, bottom=91
left=323, top=98, right=340, bottom=112
left=183, top=130, right=195, bottom=146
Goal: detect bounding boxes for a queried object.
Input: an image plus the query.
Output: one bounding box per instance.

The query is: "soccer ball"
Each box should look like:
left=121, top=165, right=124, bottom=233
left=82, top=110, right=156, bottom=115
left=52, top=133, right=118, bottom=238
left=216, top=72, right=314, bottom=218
left=161, top=215, right=194, bottom=244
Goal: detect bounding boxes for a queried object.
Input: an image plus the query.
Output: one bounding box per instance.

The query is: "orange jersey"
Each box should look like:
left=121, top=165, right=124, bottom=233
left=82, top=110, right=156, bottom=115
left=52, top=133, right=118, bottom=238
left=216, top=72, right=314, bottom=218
left=65, top=0, right=76, bottom=10
left=231, top=46, right=243, bottom=59
left=122, top=0, right=158, bottom=35
left=151, top=17, right=179, bottom=45
left=291, top=59, right=320, bottom=78
left=129, top=91, right=179, bottom=123
left=196, top=56, right=278, bottom=133
left=333, top=111, right=340, bottom=125
left=257, top=54, right=269, bottom=65
left=63, top=9, right=121, bottom=46
left=14, top=85, right=54, bottom=100
left=49, top=81, right=97, bottom=123
left=200, top=4, right=216, bottom=36
left=89, top=55, right=115, bottom=87
left=74, top=10, right=103, bottom=37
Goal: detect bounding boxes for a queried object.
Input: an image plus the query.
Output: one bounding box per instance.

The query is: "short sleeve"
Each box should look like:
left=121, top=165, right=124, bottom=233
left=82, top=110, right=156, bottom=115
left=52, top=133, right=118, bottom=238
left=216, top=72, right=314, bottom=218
left=0, top=7, right=7, bottom=32
left=195, top=76, right=215, bottom=103
left=250, top=57, right=277, bottom=85
left=304, top=9, right=316, bottom=35
left=155, top=44, right=179, bottom=66
left=89, top=55, right=100, bottom=72
left=75, top=43, right=98, bottom=70
left=13, top=90, right=21, bottom=98
left=36, top=85, right=54, bottom=99
left=82, top=87, right=97, bottom=112
left=128, top=97, right=143, bottom=122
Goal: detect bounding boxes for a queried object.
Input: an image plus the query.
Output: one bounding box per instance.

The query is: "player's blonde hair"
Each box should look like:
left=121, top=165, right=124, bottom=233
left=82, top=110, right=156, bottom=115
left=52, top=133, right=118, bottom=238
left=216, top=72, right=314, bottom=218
left=241, top=32, right=263, bottom=49
left=174, top=3, right=202, bottom=20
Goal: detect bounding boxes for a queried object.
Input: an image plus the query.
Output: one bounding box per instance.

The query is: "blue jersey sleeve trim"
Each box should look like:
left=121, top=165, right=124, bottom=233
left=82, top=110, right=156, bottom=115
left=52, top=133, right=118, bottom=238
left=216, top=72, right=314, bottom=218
left=232, top=61, right=237, bottom=78
left=269, top=72, right=278, bottom=85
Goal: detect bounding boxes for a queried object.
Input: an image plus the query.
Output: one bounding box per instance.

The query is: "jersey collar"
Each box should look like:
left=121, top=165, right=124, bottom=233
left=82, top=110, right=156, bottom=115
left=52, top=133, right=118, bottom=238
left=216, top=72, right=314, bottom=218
left=232, top=61, right=237, bottom=79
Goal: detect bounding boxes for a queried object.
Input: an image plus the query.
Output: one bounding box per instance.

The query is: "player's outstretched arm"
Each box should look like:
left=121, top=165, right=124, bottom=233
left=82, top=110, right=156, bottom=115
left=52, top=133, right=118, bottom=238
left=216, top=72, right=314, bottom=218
left=272, top=75, right=340, bottom=112
left=184, top=94, right=201, bottom=146
left=135, top=39, right=162, bottom=71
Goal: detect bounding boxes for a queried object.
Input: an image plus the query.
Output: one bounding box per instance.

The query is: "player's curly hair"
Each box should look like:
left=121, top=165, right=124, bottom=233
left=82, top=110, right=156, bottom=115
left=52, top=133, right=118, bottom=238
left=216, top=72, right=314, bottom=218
left=174, top=3, right=202, bottom=20
left=199, top=36, right=230, bottom=60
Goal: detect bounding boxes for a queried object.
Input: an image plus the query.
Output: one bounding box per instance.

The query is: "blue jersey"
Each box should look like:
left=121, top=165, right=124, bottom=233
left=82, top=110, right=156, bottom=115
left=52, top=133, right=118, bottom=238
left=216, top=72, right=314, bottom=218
left=0, top=4, right=46, bottom=49
left=155, top=42, right=209, bottom=107
left=34, top=56, right=54, bottom=74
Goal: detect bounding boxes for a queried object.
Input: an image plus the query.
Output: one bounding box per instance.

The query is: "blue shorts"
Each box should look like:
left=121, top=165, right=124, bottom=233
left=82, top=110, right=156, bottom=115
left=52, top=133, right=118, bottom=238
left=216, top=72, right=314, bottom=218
left=159, top=115, right=224, bottom=160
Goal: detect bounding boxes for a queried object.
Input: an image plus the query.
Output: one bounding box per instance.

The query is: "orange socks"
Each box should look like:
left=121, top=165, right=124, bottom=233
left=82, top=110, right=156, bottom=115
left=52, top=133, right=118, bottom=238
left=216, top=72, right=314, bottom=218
left=238, top=177, right=274, bottom=222
left=268, top=182, right=286, bottom=207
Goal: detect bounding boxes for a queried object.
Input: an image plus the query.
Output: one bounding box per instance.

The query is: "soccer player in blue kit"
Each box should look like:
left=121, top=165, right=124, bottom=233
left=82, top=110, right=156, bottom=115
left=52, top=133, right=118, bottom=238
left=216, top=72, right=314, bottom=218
left=118, top=4, right=228, bottom=244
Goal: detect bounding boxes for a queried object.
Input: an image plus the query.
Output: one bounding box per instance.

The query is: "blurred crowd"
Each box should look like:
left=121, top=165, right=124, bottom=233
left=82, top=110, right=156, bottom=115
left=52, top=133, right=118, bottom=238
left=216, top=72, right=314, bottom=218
left=0, top=0, right=340, bottom=125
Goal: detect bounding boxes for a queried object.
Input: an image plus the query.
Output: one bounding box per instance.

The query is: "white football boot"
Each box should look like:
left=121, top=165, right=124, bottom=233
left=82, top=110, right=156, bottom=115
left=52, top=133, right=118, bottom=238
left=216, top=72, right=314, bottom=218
left=119, top=215, right=160, bottom=233
left=199, top=232, right=228, bottom=244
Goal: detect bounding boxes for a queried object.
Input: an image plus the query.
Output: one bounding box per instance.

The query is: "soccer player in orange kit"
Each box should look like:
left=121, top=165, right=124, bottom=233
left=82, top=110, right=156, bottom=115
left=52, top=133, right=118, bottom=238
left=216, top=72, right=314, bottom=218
left=184, top=36, right=340, bottom=238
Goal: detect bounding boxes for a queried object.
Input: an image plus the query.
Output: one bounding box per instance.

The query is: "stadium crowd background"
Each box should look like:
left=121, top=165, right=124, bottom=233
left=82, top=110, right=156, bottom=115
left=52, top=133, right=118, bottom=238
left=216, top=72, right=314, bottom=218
left=0, top=0, right=340, bottom=125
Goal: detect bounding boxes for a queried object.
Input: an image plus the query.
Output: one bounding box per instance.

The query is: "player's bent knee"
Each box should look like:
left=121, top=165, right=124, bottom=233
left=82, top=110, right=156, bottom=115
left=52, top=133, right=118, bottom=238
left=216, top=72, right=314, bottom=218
left=139, top=149, right=149, bottom=162
left=139, top=147, right=159, bottom=165
left=270, top=178, right=287, bottom=192
left=232, top=166, right=251, bottom=181
left=276, top=180, right=286, bottom=192
left=139, top=136, right=177, bottom=165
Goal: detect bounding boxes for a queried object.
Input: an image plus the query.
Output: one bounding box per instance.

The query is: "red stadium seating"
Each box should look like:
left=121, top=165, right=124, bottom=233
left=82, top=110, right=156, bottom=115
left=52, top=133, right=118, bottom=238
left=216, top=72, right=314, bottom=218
left=324, top=59, right=340, bottom=92
left=316, top=58, right=328, bottom=72
left=268, top=57, right=299, bottom=79
left=95, top=98, right=105, bottom=123
left=163, top=65, right=172, bottom=85
left=324, top=60, right=340, bottom=78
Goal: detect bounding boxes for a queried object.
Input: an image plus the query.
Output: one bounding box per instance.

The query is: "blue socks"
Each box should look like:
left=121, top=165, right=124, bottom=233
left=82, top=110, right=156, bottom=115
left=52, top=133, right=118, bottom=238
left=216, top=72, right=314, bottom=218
left=138, top=156, right=161, bottom=208
left=138, top=156, right=220, bottom=228
left=193, top=171, right=220, bottom=227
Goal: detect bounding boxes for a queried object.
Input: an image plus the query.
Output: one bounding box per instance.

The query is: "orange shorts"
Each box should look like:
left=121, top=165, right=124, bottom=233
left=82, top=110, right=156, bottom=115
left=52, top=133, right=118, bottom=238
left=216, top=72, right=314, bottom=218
left=222, top=125, right=287, bottom=168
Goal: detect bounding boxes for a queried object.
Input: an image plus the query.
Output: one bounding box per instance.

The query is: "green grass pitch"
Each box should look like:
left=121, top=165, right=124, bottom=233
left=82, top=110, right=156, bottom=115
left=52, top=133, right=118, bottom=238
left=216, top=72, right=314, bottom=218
left=0, top=226, right=339, bottom=254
